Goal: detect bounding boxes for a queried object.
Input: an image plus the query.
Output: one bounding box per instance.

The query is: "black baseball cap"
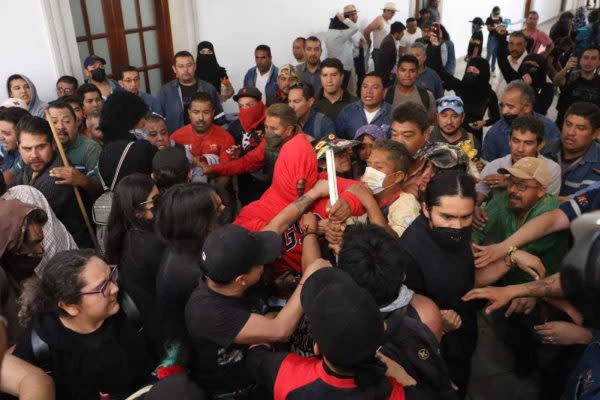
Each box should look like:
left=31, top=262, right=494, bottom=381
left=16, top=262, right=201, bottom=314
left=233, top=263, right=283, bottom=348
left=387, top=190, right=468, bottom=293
left=145, top=374, right=206, bottom=399
left=233, top=87, right=262, bottom=103
left=301, top=268, right=384, bottom=368
left=83, top=54, right=106, bottom=68
left=152, top=147, right=190, bottom=174
left=201, top=224, right=281, bottom=283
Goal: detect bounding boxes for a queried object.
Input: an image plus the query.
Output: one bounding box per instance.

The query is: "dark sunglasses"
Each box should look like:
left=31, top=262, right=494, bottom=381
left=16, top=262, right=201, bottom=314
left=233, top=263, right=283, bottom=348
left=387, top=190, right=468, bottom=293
left=436, top=98, right=464, bottom=108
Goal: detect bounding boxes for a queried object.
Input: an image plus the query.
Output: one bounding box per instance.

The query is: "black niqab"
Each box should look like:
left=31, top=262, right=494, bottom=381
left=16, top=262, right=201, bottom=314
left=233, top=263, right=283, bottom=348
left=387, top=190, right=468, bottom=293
left=195, top=41, right=223, bottom=91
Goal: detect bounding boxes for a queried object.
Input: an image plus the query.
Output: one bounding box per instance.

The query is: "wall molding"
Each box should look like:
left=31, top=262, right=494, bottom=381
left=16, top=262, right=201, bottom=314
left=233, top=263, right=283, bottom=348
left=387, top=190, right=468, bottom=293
left=40, top=0, right=85, bottom=83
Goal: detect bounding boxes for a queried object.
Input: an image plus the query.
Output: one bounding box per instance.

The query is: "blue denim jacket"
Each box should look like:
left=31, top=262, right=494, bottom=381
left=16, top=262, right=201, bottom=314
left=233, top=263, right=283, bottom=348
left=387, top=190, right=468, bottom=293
left=543, top=138, right=600, bottom=196
left=157, top=79, right=223, bottom=133
left=482, top=113, right=561, bottom=162
left=243, top=66, right=279, bottom=100
left=561, top=331, right=600, bottom=400
left=334, top=101, right=392, bottom=140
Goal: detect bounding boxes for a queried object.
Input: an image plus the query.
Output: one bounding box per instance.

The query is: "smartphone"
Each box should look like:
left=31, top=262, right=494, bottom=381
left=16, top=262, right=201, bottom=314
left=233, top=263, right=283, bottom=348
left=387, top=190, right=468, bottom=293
left=432, top=22, right=441, bottom=38
left=503, top=18, right=511, bottom=27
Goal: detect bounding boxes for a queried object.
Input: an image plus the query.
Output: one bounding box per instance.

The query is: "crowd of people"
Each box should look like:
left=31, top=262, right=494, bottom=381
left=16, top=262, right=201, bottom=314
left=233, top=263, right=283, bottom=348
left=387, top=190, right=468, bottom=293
left=0, top=1, right=599, bottom=399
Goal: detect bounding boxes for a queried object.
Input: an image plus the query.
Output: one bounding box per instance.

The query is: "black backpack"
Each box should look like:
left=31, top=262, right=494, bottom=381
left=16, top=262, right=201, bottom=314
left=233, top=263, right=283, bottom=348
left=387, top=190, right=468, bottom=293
left=380, top=308, right=457, bottom=400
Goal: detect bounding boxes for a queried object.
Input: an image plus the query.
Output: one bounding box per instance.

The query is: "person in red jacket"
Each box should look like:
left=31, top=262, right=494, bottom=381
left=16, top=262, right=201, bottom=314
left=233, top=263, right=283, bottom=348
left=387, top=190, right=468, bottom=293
left=202, top=103, right=299, bottom=186
left=234, top=132, right=366, bottom=277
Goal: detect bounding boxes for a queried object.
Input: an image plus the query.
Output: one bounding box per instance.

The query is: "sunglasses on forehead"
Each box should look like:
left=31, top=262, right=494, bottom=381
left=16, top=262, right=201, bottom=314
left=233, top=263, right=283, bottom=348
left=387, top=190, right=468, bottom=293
left=436, top=99, right=464, bottom=108
left=145, top=111, right=166, bottom=120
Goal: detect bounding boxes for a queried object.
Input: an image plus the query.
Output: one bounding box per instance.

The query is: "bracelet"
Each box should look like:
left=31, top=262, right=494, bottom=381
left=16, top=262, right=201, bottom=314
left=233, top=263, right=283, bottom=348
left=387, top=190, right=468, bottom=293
left=301, top=231, right=319, bottom=242
left=507, top=246, right=518, bottom=268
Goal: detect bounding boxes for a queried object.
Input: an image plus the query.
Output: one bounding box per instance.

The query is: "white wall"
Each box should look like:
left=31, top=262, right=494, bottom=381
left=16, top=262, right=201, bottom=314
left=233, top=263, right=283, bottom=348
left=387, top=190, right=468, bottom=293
left=0, top=0, right=59, bottom=103
left=194, top=0, right=410, bottom=113
left=532, top=0, right=562, bottom=24
left=440, top=1, right=527, bottom=59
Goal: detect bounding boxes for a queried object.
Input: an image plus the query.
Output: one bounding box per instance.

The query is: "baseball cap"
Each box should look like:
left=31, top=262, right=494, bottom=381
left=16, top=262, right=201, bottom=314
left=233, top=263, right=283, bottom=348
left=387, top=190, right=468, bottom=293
left=278, top=64, right=299, bottom=79
left=314, top=133, right=360, bottom=160
left=301, top=268, right=384, bottom=369
left=470, top=17, right=484, bottom=25
left=0, top=98, right=28, bottom=111
left=83, top=54, right=107, bottom=68
left=152, top=147, right=190, bottom=174
left=498, top=156, right=552, bottom=187
left=354, top=124, right=386, bottom=141
left=383, top=2, right=397, bottom=11
left=232, top=87, right=262, bottom=103
left=201, top=224, right=281, bottom=283
left=436, top=95, right=464, bottom=114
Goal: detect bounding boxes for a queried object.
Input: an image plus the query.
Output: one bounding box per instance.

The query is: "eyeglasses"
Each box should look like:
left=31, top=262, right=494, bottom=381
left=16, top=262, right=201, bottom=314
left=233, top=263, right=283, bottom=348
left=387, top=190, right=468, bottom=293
left=122, top=77, right=140, bottom=83
left=436, top=98, right=464, bottom=108
left=57, top=88, right=74, bottom=95
left=80, top=266, right=118, bottom=297
left=138, top=193, right=161, bottom=209
left=507, top=177, right=541, bottom=192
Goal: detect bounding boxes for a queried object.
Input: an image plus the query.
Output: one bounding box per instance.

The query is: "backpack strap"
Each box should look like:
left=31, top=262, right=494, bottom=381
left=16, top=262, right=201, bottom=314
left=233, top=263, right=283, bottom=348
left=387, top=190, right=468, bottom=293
left=98, top=141, right=135, bottom=191
left=416, top=86, right=431, bottom=111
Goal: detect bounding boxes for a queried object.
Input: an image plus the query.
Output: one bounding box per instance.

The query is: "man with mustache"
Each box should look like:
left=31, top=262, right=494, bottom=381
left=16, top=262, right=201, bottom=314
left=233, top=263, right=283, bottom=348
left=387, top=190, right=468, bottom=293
left=12, top=116, right=92, bottom=247
left=476, top=116, right=561, bottom=205
left=482, top=81, right=560, bottom=163
left=470, top=156, right=569, bottom=398
left=46, top=100, right=102, bottom=197
left=428, top=95, right=481, bottom=152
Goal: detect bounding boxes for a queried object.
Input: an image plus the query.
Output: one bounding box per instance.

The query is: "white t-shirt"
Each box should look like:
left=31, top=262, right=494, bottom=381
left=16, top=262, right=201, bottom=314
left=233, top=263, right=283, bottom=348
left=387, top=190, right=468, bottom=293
left=373, top=16, right=391, bottom=49
left=399, top=28, right=423, bottom=48
left=365, top=108, right=380, bottom=124
left=476, top=153, right=562, bottom=198
left=255, top=65, right=273, bottom=100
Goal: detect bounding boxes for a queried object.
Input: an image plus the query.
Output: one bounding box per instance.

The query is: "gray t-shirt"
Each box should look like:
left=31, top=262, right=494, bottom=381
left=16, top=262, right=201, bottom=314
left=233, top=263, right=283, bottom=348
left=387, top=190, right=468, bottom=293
left=391, top=87, right=435, bottom=122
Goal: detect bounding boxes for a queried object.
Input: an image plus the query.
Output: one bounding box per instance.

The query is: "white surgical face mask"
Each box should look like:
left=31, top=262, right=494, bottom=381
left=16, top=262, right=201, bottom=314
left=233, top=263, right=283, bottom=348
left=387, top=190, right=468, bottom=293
left=362, top=166, right=388, bottom=194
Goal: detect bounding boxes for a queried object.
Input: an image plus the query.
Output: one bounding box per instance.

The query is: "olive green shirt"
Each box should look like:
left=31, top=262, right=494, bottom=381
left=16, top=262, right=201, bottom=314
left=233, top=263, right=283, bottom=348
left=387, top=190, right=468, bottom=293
left=472, top=192, right=568, bottom=286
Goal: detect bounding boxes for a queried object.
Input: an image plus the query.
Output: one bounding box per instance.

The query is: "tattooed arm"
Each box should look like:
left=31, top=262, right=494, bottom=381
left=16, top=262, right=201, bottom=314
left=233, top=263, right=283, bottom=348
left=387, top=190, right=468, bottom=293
left=463, top=273, right=563, bottom=314
left=261, top=180, right=330, bottom=234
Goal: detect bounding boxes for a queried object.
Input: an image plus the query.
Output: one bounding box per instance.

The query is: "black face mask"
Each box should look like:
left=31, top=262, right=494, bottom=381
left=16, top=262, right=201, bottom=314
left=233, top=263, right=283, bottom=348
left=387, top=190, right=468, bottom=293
left=2, top=253, right=42, bottom=282
left=463, top=72, right=478, bottom=81
left=264, top=130, right=285, bottom=152
left=91, top=68, right=106, bottom=82
left=431, top=226, right=472, bottom=249
left=503, top=114, right=518, bottom=124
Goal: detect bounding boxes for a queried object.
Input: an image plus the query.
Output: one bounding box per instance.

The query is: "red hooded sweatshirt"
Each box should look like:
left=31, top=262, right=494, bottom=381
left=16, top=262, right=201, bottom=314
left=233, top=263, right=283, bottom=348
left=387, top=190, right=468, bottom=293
left=234, top=134, right=364, bottom=274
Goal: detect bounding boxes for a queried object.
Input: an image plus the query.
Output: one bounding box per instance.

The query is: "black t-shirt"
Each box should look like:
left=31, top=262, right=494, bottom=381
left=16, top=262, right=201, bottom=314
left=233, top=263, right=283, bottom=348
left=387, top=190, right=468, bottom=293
left=486, top=16, right=503, bottom=37
left=180, top=81, right=199, bottom=125
left=557, top=73, right=600, bottom=118
left=467, top=31, right=484, bottom=57
left=185, top=279, right=254, bottom=397
left=14, top=311, right=153, bottom=399
left=398, top=215, right=478, bottom=392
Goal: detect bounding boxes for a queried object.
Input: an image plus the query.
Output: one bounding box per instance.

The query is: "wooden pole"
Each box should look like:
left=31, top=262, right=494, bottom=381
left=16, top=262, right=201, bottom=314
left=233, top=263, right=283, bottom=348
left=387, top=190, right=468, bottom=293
left=45, top=111, right=101, bottom=254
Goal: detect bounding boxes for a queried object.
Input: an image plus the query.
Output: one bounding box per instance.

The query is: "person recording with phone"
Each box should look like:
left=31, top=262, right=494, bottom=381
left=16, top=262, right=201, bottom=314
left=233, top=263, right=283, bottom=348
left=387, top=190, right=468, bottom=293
left=554, top=46, right=600, bottom=128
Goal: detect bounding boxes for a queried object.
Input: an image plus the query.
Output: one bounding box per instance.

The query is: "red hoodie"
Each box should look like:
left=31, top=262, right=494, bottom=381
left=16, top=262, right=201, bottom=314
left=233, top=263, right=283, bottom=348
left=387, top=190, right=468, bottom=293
left=234, top=134, right=364, bottom=274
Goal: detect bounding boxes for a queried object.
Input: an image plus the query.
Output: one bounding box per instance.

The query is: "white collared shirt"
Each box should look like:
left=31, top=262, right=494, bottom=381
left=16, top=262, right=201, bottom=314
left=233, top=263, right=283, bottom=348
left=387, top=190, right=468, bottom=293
left=255, top=65, right=273, bottom=100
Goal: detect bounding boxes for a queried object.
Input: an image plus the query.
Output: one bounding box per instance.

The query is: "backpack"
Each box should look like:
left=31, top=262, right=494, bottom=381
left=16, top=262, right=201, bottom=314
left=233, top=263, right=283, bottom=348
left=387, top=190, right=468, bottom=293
left=92, top=142, right=134, bottom=255
left=385, top=85, right=431, bottom=111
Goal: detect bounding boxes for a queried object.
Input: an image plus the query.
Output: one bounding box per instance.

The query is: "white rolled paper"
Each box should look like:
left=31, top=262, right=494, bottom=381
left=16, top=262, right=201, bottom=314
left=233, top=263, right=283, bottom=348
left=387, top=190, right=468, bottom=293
left=325, top=149, right=338, bottom=206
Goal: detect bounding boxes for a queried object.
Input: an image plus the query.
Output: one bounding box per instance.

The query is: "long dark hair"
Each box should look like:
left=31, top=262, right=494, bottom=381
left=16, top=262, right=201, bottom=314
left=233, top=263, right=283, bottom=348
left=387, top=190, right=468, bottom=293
left=424, top=171, right=476, bottom=210
left=155, top=183, right=219, bottom=252
left=105, top=173, right=156, bottom=264
left=18, top=249, right=96, bottom=327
